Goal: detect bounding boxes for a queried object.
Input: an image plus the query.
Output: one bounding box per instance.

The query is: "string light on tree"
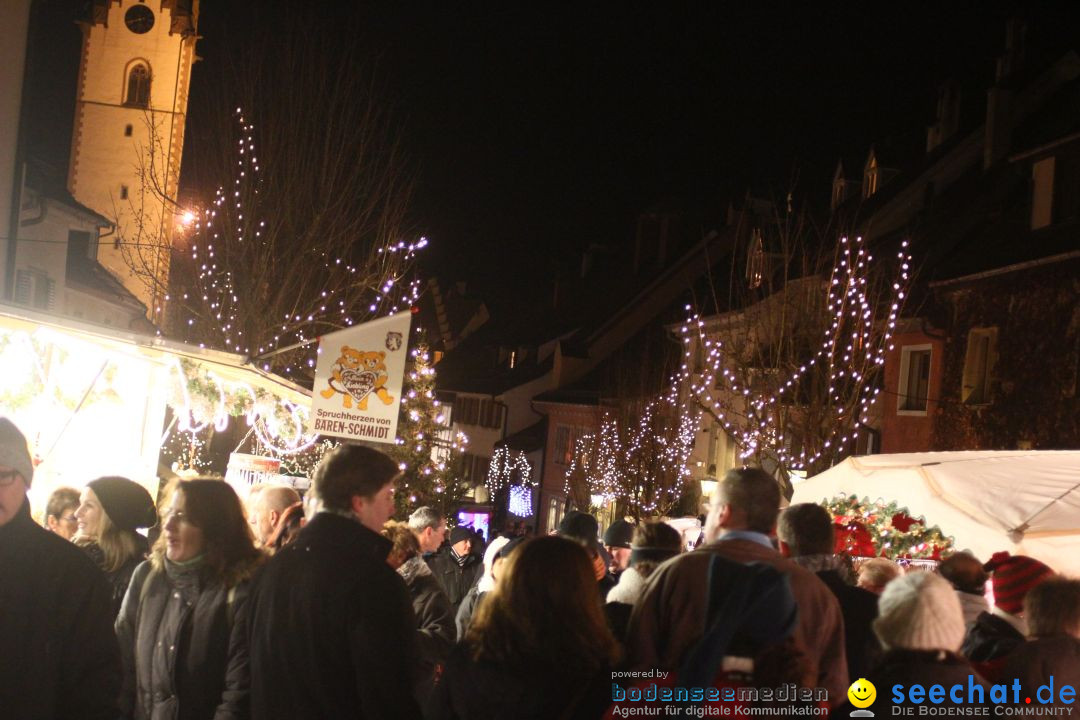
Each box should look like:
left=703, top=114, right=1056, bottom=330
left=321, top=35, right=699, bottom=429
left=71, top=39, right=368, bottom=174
left=486, top=447, right=533, bottom=494
left=164, top=108, right=427, bottom=378
left=388, top=332, right=470, bottom=516
left=670, top=236, right=912, bottom=475
left=563, top=396, right=699, bottom=520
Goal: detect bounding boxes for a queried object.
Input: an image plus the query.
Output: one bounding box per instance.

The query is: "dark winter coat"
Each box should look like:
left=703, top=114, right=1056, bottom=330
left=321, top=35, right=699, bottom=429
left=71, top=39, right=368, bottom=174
left=426, top=643, right=612, bottom=720
left=1002, top=635, right=1080, bottom=707
left=816, top=568, right=881, bottom=682
left=0, top=500, right=121, bottom=720
left=246, top=512, right=421, bottom=720
left=80, top=538, right=147, bottom=618
left=962, top=610, right=1026, bottom=681
left=833, top=649, right=989, bottom=714
left=426, top=545, right=483, bottom=611
left=454, top=585, right=485, bottom=640
left=115, top=559, right=251, bottom=720
left=397, top=554, right=455, bottom=702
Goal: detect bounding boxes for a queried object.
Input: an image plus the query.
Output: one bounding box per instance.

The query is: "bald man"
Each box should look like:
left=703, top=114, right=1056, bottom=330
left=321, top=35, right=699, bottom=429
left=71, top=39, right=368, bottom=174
left=251, top=485, right=301, bottom=547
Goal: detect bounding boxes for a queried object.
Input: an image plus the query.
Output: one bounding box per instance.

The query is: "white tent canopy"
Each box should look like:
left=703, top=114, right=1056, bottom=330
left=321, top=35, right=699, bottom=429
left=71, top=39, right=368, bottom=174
left=791, top=451, right=1080, bottom=575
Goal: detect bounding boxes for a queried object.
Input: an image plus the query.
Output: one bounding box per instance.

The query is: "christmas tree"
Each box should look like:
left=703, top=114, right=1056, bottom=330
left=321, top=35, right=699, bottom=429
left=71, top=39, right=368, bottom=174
left=390, top=334, right=470, bottom=517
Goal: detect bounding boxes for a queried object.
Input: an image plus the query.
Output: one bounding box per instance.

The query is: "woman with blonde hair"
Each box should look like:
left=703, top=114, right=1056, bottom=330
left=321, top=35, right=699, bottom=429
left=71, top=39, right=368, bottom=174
left=428, top=535, right=619, bottom=719
left=116, top=479, right=262, bottom=720
left=74, top=476, right=157, bottom=615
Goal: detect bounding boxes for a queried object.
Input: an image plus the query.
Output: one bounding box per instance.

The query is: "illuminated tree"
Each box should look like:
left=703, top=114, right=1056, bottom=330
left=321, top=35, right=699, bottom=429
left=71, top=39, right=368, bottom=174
left=672, top=202, right=911, bottom=481
left=389, top=336, right=470, bottom=517
left=118, top=19, right=424, bottom=379
left=565, top=396, right=698, bottom=521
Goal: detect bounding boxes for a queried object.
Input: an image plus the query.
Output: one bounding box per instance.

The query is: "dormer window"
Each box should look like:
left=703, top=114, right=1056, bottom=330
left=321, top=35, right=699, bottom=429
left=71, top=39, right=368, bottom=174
left=125, top=63, right=151, bottom=108
left=863, top=153, right=879, bottom=199
left=747, top=228, right=765, bottom=289
left=832, top=180, right=845, bottom=210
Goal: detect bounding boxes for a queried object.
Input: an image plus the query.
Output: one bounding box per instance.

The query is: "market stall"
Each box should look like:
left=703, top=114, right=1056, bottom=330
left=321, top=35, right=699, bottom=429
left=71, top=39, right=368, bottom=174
left=0, top=305, right=315, bottom=513
left=791, top=450, right=1080, bottom=575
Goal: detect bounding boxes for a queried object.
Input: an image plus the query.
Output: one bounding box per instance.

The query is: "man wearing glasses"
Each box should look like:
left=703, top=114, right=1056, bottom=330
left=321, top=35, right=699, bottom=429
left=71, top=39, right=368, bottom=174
left=0, top=417, right=121, bottom=720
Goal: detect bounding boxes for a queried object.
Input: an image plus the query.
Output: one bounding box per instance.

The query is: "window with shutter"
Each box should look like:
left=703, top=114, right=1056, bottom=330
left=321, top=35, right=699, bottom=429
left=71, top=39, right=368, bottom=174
left=14, top=270, right=31, bottom=304
left=897, top=345, right=932, bottom=414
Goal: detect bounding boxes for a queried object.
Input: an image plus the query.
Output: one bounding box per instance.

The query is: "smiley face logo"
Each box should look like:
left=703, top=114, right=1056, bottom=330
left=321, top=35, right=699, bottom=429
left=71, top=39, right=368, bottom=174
left=848, top=678, right=877, bottom=709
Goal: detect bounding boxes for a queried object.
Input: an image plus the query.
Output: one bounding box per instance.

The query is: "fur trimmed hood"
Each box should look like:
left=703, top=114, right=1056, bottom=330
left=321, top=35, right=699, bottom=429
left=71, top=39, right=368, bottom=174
left=398, top=554, right=434, bottom=584
left=606, top=566, right=647, bottom=605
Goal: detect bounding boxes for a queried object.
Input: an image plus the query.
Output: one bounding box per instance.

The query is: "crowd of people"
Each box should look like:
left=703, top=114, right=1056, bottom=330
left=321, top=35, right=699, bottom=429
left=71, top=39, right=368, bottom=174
left=1, top=414, right=1079, bottom=720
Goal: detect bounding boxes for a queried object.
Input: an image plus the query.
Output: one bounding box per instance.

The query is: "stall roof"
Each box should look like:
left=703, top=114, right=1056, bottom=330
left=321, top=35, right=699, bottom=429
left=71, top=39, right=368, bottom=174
left=0, top=303, right=311, bottom=405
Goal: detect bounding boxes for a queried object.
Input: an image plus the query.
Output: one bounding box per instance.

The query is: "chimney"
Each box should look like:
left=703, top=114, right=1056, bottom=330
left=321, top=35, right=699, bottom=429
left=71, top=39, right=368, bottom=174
left=984, top=19, right=1025, bottom=170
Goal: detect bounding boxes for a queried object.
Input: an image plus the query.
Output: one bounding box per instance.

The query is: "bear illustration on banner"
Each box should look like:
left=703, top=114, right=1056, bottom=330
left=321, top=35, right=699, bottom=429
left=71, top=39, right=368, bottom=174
left=319, top=346, right=396, bottom=411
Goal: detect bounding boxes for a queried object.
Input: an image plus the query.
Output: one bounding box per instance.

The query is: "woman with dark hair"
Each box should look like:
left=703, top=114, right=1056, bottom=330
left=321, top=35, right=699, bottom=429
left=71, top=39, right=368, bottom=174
left=74, top=476, right=157, bottom=616
left=428, top=535, right=620, bottom=719
left=116, top=479, right=262, bottom=720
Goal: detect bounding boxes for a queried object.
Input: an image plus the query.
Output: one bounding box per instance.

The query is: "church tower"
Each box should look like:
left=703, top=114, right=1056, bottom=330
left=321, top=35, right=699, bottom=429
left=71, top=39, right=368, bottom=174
left=68, top=0, right=199, bottom=322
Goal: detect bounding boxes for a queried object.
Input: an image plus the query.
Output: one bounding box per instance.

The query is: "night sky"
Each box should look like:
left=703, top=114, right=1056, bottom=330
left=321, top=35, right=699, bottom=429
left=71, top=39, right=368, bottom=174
left=53, top=1, right=1080, bottom=310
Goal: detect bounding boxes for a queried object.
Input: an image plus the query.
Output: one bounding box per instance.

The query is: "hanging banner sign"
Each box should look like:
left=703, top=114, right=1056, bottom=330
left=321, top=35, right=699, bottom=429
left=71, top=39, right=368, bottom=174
left=309, top=311, right=412, bottom=444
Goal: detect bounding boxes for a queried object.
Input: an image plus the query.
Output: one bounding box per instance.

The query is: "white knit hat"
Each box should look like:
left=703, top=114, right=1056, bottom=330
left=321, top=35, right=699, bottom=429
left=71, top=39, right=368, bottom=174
left=873, top=571, right=966, bottom=652
left=477, top=536, right=511, bottom=593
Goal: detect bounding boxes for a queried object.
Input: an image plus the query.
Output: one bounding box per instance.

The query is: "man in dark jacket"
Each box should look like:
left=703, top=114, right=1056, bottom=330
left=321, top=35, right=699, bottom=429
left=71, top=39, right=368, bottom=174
left=0, top=417, right=121, bottom=720
left=778, top=502, right=880, bottom=682
left=427, top=526, right=483, bottom=613
left=246, top=444, right=420, bottom=719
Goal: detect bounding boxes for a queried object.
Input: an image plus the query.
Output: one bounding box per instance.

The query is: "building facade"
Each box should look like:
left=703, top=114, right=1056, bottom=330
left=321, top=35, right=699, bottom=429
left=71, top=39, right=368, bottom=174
left=68, top=0, right=199, bottom=321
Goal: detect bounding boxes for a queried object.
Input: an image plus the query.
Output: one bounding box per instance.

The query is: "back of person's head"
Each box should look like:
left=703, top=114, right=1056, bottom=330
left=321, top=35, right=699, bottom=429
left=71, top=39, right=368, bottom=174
left=313, top=444, right=399, bottom=513
left=873, top=571, right=965, bottom=652
left=408, top=506, right=443, bottom=532
left=938, top=552, right=989, bottom=594
left=858, top=557, right=903, bottom=593
left=153, top=479, right=261, bottom=585
left=558, top=510, right=600, bottom=544
left=717, top=467, right=781, bottom=534
left=467, top=536, right=619, bottom=674
left=776, top=503, right=834, bottom=557
left=984, top=551, right=1054, bottom=616
left=1025, top=578, right=1080, bottom=638
left=383, top=519, right=420, bottom=564
left=260, top=485, right=301, bottom=514
left=269, top=502, right=305, bottom=551
left=629, top=521, right=682, bottom=578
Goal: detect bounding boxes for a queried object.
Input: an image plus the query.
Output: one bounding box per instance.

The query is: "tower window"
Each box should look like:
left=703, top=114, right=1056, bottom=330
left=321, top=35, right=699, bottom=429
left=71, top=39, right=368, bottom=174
left=120, top=185, right=129, bottom=200
left=124, top=124, right=133, bottom=137
left=125, top=64, right=151, bottom=108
